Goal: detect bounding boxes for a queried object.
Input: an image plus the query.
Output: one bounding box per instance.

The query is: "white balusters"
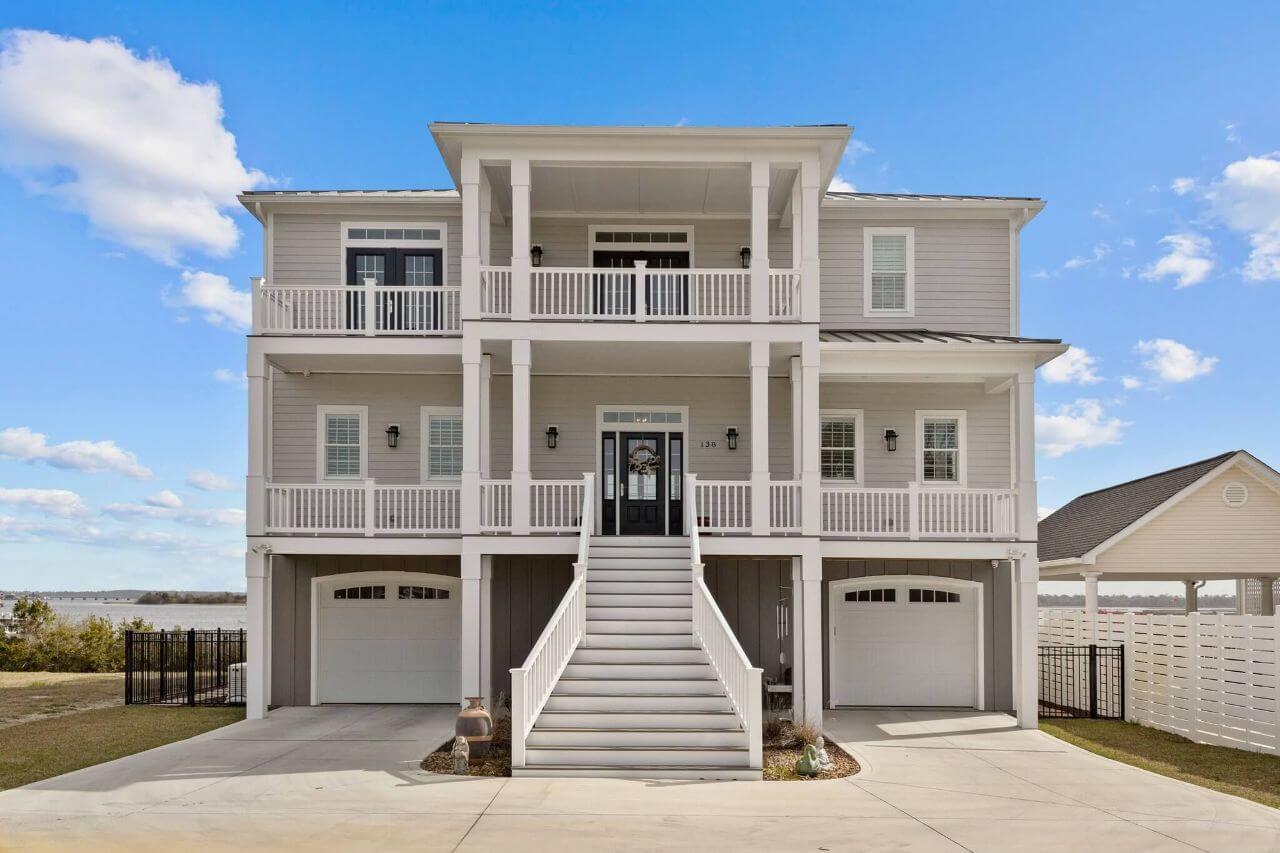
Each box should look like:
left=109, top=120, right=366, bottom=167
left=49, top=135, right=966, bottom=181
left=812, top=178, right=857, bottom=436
left=479, top=266, right=512, bottom=317
left=479, top=480, right=513, bottom=532
left=820, top=485, right=1018, bottom=538
left=254, top=284, right=461, bottom=335
left=529, top=480, right=587, bottom=532
left=693, top=480, right=752, bottom=533
left=768, top=481, right=803, bottom=533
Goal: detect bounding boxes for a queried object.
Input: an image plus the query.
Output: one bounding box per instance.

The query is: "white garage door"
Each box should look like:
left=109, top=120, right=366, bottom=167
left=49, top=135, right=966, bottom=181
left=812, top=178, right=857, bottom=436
left=830, top=578, right=980, bottom=708
left=315, top=574, right=460, bottom=704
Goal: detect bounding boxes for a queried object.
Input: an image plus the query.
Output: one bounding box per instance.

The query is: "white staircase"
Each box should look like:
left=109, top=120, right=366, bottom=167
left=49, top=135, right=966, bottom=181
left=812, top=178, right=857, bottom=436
left=513, top=536, right=759, bottom=779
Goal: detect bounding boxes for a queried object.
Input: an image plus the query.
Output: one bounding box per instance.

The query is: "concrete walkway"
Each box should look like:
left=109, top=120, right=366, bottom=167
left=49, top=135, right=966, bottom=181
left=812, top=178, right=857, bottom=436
left=0, top=705, right=1277, bottom=851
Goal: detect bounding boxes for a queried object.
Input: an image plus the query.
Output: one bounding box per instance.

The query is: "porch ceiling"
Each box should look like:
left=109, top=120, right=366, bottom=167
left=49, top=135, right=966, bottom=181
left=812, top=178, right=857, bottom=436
left=524, top=340, right=798, bottom=377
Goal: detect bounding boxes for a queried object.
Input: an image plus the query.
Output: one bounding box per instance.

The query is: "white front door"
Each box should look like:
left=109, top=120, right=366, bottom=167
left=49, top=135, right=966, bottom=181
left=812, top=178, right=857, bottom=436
left=314, top=573, right=460, bottom=704
left=829, top=577, right=981, bottom=708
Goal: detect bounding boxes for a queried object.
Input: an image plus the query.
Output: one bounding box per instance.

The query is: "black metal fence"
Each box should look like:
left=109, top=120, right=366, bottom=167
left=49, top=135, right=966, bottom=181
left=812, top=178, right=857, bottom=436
left=1038, top=644, right=1125, bottom=720
left=124, top=629, right=247, bottom=706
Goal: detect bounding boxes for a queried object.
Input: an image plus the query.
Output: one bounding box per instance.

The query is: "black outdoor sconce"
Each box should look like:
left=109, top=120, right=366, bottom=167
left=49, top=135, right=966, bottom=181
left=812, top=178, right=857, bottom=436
left=545, top=425, right=559, bottom=449
left=739, top=246, right=751, bottom=269
left=386, top=424, right=400, bottom=448
left=531, top=244, right=543, bottom=267
left=725, top=426, right=739, bottom=451
left=883, top=428, right=898, bottom=452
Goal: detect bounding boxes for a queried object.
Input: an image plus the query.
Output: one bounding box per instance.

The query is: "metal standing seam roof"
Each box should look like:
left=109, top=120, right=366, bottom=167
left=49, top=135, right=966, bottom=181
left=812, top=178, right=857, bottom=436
left=1038, top=451, right=1244, bottom=562
left=820, top=329, right=1062, bottom=345
left=239, top=189, right=1042, bottom=203
left=824, top=191, right=1042, bottom=203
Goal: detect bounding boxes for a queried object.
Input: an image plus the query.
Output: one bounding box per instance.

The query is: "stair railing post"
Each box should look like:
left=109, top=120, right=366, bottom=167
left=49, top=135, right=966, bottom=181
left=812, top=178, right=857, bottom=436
left=510, top=672, right=526, bottom=769
left=634, top=260, right=648, bottom=322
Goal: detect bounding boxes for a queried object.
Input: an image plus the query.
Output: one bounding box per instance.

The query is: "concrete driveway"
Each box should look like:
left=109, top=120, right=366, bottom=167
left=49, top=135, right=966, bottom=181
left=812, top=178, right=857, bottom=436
left=1, top=705, right=1277, bottom=851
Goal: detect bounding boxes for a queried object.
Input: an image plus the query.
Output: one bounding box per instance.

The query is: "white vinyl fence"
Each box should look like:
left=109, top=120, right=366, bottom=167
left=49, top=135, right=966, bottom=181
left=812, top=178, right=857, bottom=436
left=1039, top=610, right=1280, bottom=754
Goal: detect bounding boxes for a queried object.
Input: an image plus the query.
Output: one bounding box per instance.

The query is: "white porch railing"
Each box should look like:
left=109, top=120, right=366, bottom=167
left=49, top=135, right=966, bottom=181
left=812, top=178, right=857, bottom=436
left=768, top=270, right=802, bottom=320
left=523, top=265, right=775, bottom=322
left=820, top=484, right=1018, bottom=539
left=531, top=267, right=636, bottom=319
left=264, top=482, right=461, bottom=535
left=530, top=479, right=587, bottom=532
left=687, top=474, right=763, bottom=770
left=511, top=473, right=593, bottom=769
left=373, top=485, right=461, bottom=533
left=479, top=266, right=511, bottom=318
left=479, top=480, right=512, bottom=533
left=769, top=481, right=803, bottom=533
left=254, top=280, right=462, bottom=335
left=692, top=478, right=752, bottom=533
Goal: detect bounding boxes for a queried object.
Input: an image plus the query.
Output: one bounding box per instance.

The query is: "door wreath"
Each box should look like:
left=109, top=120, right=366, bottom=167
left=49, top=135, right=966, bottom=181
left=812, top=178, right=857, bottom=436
left=627, top=444, right=662, bottom=476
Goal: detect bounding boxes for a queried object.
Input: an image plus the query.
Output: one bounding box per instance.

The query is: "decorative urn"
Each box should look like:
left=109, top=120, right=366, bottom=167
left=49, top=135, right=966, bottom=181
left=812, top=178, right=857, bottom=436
left=455, top=696, right=494, bottom=757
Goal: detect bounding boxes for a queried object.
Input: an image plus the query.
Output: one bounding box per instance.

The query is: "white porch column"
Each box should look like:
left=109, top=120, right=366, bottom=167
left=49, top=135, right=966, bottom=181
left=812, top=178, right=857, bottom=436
left=511, top=339, right=532, bottom=535
left=246, top=348, right=267, bottom=536
left=479, top=353, right=492, bottom=479
left=799, top=157, right=821, bottom=324
left=460, top=552, right=482, bottom=704
left=1015, top=548, right=1039, bottom=729
left=790, top=356, right=802, bottom=480
left=1082, top=571, right=1101, bottom=618
left=750, top=160, right=770, bottom=322
left=245, top=548, right=269, bottom=720
left=480, top=555, right=493, bottom=707
left=1184, top=580, right=1200, bottom=614
left=461, top=338, right=482, bottom=535
left=479, top=169, right=493, bottom=265
left=800, top=340, right=821, bottom=535
left=510, top=159, right=531, bottom=321
left=791, top=177, right=802, bottom=274
left=799, top=547, right=823, bottom=726
left=1015, top=370, right=1038, bottom=542
left=1260, top=578, right=1275, bottom=616
left=461, top=156, right=481, bottom=320
left=789, top=556, right=806, bottom=723
left=750, top=340, right=770, bottom=535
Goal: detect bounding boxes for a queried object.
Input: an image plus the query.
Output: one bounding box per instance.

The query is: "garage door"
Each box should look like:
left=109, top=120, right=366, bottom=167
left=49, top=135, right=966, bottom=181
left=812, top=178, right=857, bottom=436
left=315, top=574, right=460, bottom=703
left=830, top=578, right=980, bottom=708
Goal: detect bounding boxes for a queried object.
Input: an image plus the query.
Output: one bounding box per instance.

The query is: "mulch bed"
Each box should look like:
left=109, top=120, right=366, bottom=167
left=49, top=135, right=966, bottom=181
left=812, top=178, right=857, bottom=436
left=762, top=720, right=860, bottom=781
left=421, top=714, right=512, bottom=777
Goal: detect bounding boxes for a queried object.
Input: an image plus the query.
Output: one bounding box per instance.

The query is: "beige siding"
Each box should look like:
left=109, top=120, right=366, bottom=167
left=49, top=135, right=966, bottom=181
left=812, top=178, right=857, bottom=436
left=1094, top=466, right=1280, bottom=576
left=820, top=382, right=1011, bottom=489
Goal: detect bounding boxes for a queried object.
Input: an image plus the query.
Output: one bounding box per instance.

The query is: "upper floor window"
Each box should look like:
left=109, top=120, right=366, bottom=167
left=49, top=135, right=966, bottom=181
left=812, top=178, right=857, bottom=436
left=916, top=411, right=965, bottom=486
left=421, top=408, right=463, bottom=480
left=343, top=222, right=447, bottom=287
left=821, top=410, right=863, bottom=482
left=864, top=227, right=915, bottom=316
left=317, top=405, right=367, bottom=480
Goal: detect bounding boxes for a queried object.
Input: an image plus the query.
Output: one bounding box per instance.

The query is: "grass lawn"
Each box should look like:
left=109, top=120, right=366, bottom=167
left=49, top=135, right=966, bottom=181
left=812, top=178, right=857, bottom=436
left=1042, top=718, right=1280, bottom=810
left=0, top=705, right=244, bottom=791
left=0, top=671, right=124, bottom=726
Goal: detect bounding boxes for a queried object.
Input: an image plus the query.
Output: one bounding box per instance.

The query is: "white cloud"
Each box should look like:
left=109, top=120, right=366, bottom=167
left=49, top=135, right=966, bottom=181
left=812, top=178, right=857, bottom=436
left=1031, top=269, right=1050, bottom=280
left=145, top=489, right=183, bottom=509
left=1224, top=121, right=1240, bottom=144
left=0, top=512, right=233, bottom=556
left=167, top=270, right=251, bottom=330
left=1040, top=346, right=1102, bottom=385
left=213, top=367, right=247, bottom=386
left=845, top=139, right=874, bottom=162
left=1139, top=233, right=1214, bottom=288
left=1038, top=506, right=1056, bottom=521
left=1121, top=376, right=1143, bottom=390
left=1121, top=237, right=1136, bottom=248
left=0, top=426, right=152, bottom=479
left=1036, top=399, right=1129, bottom=458
left=0, top=487, right=89, bottom=518
left=1063, top=242, right=1110, bottom=271
left=1090, top=205, right=1115, bottom=224
left=103, top=501, right=243, bottom=528
left=181, top=507, right=245, bottom=528
left=187, top=469, right=234, bottom=492
left=1204, top=153, right=1280, bottom=282
left=1135, top=338, right=1218, bottom=383
left=0, top=30, right=266, bottom=263
left=1171, top=177, right=1197, bottom=196
left=829, top=175, right=857, bottom=193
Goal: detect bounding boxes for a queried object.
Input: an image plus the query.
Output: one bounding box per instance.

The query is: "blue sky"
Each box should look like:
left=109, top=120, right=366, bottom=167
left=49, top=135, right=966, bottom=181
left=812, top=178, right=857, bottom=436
left=0, top=2, right=1277, bottom=593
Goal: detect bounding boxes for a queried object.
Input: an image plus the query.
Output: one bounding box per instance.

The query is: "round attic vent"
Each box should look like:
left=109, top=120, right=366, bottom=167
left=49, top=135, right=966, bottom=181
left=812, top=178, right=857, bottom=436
left=1223, top=482, right=1249, bottom=507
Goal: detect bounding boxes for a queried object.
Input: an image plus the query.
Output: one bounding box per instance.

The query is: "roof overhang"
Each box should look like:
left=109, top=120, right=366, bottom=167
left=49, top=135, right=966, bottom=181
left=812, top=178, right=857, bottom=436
left=821, top=338, right=1067, bottom=380
left=823, top=195, right=1045, bottom=224
left=238, top=190, right=461, bottom=223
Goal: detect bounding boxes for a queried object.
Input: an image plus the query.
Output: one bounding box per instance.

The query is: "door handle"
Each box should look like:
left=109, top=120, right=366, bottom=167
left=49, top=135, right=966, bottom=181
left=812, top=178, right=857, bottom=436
left=620, top=481, right=626, bottom=498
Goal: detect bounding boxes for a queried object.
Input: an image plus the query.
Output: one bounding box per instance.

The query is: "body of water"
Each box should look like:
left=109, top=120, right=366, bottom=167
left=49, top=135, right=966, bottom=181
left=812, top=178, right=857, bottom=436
left=1, top=599, right=246, bottom=630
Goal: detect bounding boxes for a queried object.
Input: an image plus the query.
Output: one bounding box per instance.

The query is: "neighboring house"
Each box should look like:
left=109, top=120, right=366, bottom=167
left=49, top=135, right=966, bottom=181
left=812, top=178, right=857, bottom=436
left=1039, top=450, right=1280, bottom=615
left=241, top=122, right=1064, bottom=779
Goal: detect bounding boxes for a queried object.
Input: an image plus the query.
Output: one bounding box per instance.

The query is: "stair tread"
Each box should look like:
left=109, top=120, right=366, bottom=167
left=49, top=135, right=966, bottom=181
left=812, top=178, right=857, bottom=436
left=558, top=676, right=718, bottom=682
left=532, top=727, right=743, bottom=734
left=539, top=710, right=735, bottom=715
left=551, top=691, right=727, bottom=698
left=526, top=745, right=748, bottom=752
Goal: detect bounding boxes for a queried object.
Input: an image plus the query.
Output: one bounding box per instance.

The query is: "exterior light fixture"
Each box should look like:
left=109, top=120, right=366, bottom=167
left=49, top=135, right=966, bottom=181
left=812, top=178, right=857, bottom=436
left=883, top=428, right=898, bottom=452
left=739, top=246, right=751, bottom=269
left=545, top=425, right=559, bottom=449
left=725, top=426, right=739, bottom=450
left=531, top=244, right=543, bottom=267
left=386, top=424, right=400, bottom=448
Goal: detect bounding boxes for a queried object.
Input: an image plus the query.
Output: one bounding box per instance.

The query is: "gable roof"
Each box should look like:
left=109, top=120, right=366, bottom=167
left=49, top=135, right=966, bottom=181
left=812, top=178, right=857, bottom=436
left=1039, top=451, right=1244, bottom=562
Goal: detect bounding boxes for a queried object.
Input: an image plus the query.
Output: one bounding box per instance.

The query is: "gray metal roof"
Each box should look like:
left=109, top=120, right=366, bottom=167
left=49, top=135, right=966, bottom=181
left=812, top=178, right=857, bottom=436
left=241, top=189, right=458, bottom=198
left=1038, top=451, right=1242, bottom=562
left=820, top=329, right=1061, bottom=345
left=241, top=189, right=1040, bottom=204
left=824, top=191, right=1042, bottom=203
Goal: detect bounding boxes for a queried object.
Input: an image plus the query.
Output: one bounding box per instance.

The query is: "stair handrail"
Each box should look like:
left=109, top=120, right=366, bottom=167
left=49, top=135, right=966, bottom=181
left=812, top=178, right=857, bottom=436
left=510, top=472, right=594, bottom=769
left=686, top=473, right=763, bottom=770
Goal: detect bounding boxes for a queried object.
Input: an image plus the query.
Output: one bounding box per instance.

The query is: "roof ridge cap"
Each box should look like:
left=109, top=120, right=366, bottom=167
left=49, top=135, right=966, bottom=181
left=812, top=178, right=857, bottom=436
left=1064, top=451, right=1240, bottom=503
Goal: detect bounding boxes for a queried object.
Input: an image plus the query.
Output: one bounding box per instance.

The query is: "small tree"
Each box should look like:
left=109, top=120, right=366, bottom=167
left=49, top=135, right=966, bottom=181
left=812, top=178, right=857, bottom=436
left=11, top=596, right=54, bottom=635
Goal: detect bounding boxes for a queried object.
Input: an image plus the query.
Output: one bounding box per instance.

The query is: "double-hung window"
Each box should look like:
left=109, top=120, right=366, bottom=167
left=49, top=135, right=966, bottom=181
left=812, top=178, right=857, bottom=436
left=916, top=411, right=965, bottom=486
left=318, top=406, right=368, bottom=480
left=863, top=227, right=915, bottom=316
left=421, top=408, right=463, bottom=480
left=820, top=410, right=863, bottom=482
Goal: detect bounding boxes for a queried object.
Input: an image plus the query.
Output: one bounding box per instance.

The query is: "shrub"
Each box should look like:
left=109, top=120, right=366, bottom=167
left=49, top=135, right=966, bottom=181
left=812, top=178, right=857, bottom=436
left=763, top=714, right=788, bottom=742
left=790, top=722, right=822, bottom=748
left=0, top=608, right=156, bottom=673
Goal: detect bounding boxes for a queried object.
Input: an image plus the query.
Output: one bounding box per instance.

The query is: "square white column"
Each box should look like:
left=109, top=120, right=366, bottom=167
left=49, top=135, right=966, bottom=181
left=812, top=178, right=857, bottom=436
left=479, top=353, right=492, bottom=479
left=510, top=159, right=531, bottom=321
left=461, top=338, right=482, bottom=535
left=460, top=552, right=482, bottom=704
left=800, top=340, right=821, bottom=535
left=246, top=348, right=267, bottom=536
left=799, top=547, right=823, bottom=726
left=461, top=156, right=481, bottom=320
left=799, top=158, right=821, bottom=324
left=790, top=556, right=805, bottom=723
left=1016, top=549, right=1039, bottom=729
left=790, top=356, right=801, bottom=480
left=1015, top=371, right=1038, bottom=541
left=511, top=339, right=531, bottom=535
left=750, top=340, right=771, bottom=534
left=750, top=160, right=770, bottom=322
left=245, top=548, right=269, bottom=720
left=480, top=555, right=493, bottom=707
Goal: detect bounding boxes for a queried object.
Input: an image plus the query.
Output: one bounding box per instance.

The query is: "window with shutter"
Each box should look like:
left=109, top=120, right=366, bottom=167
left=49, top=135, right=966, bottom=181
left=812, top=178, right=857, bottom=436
left=421, top=408, right=463, bottom=480
left=821, top=411, right=862, bottom=481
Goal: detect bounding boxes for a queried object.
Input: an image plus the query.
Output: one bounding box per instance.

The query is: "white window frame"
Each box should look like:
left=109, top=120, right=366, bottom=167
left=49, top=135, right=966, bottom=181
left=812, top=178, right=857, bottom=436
left=820, top=408, right=864, bottom=485
left=915, top=410, right=967, bottom=487
left=420, top=406, right=464, bottom=482
left=588, top=225, right=696, bottom=266
left=340, top=221, right=449, bottom=286
left=316, top=405, right=369, bottom=482
left=863, top=226, right=915, bottom=317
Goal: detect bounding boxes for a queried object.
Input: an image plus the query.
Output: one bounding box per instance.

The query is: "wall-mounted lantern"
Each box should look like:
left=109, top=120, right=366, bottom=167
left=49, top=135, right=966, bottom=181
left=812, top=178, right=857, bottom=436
left=545, top=425, right=559, bottom=449
left=883, top=428, right=898, bottom=453
left=725, top=426, right=739, bottom=451
left=386, top=424, right=401, bottom=448
left=531, top=244, right=544, bottom=267
left=738, top=246, right=751, bottom=269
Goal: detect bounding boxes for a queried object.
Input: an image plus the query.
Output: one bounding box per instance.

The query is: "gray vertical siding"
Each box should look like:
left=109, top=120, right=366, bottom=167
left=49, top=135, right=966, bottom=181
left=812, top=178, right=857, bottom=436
left=703, top=558, right=793, bottom=685
left=488, top=555, right=574, bottom=703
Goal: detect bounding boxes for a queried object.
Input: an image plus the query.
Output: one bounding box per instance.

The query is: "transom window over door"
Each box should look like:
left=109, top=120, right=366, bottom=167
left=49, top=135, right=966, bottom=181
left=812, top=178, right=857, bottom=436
left=917, top=411, right=965, bottom=485
left=863, top=227, right=915, bottom=315
left=318, top=406, right=367, bottom=480
left=821, top=410, right=863, bottom=482
left=421, top=408, right=463, bottom=480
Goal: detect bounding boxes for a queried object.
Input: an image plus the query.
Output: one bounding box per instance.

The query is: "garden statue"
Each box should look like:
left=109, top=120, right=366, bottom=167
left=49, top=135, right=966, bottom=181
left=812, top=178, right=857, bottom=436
left=795, top=743, right=820, bottom=777
left=455, top=696, right=494, bottom=757
left=814, top=736, right=833, bottom=772
left=451, top=736, right=470, bottom=775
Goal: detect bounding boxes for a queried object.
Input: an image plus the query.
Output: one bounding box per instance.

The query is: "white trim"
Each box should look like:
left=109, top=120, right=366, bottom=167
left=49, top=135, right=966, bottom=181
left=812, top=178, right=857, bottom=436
left=594, top=405, right=691, bottom=537
left=339, top=220, right=449, bottom=286
left=588, top=224, right=696, bottom=266
left=309, top=570, right=461, bottom=706
left=827, top=574, right=984, bottom=710
left=316, top=405, right=369, bottom=481
left=915, top=410, right=967, bottom=487
left=420, top=406, right=464, bottom=482
left=862, top=226, right=915, bottom=317
left=819, top=408, right=864, bottom=486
